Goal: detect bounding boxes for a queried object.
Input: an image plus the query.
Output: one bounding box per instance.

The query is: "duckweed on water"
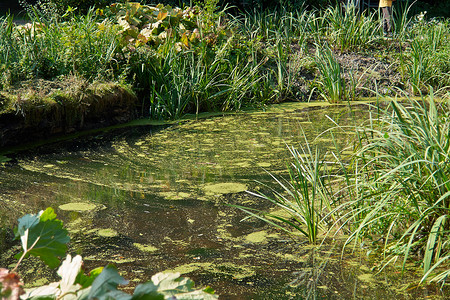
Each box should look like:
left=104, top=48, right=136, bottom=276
left=58, top=202, right=97, bottom=211
left=244, top=230, right=280, bottom=244
left=159, top=191, right=191, bottom=201
left=164, top=262, right=256, bottom=280
left=203, top=182, right=248, bottom=195
left=133, top=243, right=158, bottom=253
left=96, top=228, right=118, bottom=237
left=2, top=103, right=437, bottom=298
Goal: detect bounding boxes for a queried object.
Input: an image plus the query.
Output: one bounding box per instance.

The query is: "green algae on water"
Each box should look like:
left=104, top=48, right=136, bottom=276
left=244, top=230, right=280, bottom=244
left=203, top=182, right=248, bottom=195
left=97, top=228, right=118, bottom=237
left=59, top=202, right=97, bottom=211
left=133, top=242, right=158, bottom=253
left=159, top=191, right=191, bottom=200
left=164, top=262, right=256, bottom=280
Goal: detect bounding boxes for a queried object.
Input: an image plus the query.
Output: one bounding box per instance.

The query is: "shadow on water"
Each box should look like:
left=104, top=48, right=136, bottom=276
left=0, top=102, right=446, bottom=299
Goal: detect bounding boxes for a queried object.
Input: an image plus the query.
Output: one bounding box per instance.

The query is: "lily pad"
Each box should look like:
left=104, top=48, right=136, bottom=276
left=59, top=202, right=97, bottom=211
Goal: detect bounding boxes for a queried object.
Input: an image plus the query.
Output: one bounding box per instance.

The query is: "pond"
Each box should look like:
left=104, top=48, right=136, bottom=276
left=0, top=102, right=443, bottom=299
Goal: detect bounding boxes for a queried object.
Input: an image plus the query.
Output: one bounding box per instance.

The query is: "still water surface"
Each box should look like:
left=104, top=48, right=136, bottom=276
left=0, top=103, right=441, bottom=299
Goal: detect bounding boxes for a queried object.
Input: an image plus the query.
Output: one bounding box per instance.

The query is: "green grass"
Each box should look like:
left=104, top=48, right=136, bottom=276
left=347, top=94, right=450, bottom=284
left=313, top=46, right=346, bottom=103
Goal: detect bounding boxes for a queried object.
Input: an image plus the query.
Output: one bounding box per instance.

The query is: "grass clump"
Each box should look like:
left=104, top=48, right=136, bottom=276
left=345, top=94, right=450, bottom=284
left=237, top=142, right=333, bottom=244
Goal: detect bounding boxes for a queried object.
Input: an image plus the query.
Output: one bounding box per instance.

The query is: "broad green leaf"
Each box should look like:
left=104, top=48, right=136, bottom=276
left=423, top=215, right=447, bottom=273
left=99, top=289, right=132, bottom=300
left=130, top=16, right=142, bottom=26
left=76, top=267, right=104, bottom=289
left=14, top=208, right=69, bottom=269
left=88, top=265, right=129, bottom=299
left=133, top=273, right=217, bottom=299
left=28, top=296, right=55, bottom=300
left=202, top=287, right=215, bottom=294
left=181, top=33, right=189, bottom=47
left=151, top=272, right=194, bottom=295
left=128, top=2, right=141, bottom=16
left=157, top=10, right=168, bottom=21
left=132, top=282, right=163, bottom=300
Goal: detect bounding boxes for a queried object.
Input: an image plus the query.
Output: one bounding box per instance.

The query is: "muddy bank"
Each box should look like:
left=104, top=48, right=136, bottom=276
left=0, top=77, right=138, bottom=148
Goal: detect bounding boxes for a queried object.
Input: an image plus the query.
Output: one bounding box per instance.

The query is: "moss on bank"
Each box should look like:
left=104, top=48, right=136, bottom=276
left=0, top=77, right=138, bottom=147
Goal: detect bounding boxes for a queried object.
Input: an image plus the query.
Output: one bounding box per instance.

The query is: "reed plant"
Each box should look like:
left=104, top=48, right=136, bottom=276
left=403, top=38, right=435, bottom=95
left=339, top=93, right=450, bottom=284
left=238, top=140, right=334, bottom=244
left=392, top=0, right=414, bottom=40
left=0, top=9, right=119, bottom=89
left=322, top=4, right=379, bottom=52
left=244, top=93, right=450, bottom=284
left=395, top=7, right=450, bottom=94
left=313, top=46, right=346, bottom=103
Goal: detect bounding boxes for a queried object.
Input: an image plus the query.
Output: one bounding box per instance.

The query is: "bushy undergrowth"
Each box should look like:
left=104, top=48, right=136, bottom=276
left=1, top=2, right=449, bottom=117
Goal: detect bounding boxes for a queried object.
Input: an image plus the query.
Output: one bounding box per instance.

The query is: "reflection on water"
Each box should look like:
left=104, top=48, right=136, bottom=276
left=0, top=103, right=441, bottom=298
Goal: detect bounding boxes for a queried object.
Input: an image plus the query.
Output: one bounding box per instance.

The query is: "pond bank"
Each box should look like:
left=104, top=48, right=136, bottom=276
left=0, top=77, right=137, bottom=148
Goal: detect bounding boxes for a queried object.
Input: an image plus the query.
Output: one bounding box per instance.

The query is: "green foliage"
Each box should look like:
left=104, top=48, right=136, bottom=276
left=313, top=46, right=346, bottom=103
left=0, top=10, right=119, bottom=88
left=348, top=96, right=450, bottom=283
left=20, top=0, right=114, bottom=17
left=1, top=1, right=449, bottom=120
left=398, top=16, right=450, bottom=94
left=243, top=94, right=450, bottom=284
left=311, top=95, right=450, bottom=285
left=14, top=207, right=69, bottom=269
left=322, top=4, right=379, bottom=52
left=107, top=2, right=229, bottom=53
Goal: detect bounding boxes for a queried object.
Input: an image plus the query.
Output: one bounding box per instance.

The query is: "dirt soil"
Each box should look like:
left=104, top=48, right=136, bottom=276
left=289, top=42, right=407, bottom=101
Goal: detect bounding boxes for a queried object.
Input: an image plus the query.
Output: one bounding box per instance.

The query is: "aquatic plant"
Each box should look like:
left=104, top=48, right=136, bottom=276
left=345, top=94, right=450, bottom=284
left=236, top=136, right=334, bottom=244
left=243, top=93, right=450, bottom=285
left=0, top=208, right=218, bottom=299
left=398, top=17, right=450, bottom=95
left=313, top=46, right=346, bottom=103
